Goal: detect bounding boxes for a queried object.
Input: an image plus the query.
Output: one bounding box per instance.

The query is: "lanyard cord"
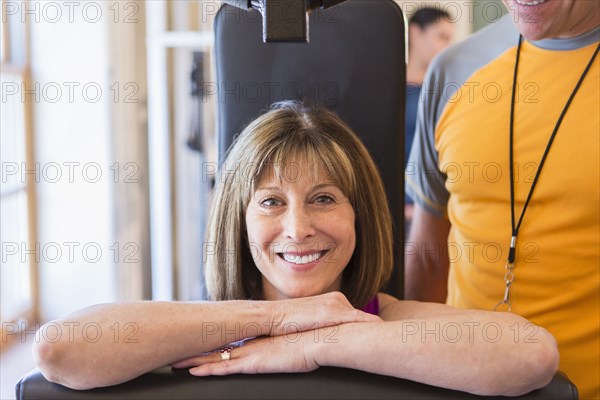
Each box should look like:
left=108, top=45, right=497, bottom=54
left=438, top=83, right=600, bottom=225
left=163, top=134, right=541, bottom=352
left=508, top=36, right=600, bottom=264
left=495, top=36, right=599, bottom=312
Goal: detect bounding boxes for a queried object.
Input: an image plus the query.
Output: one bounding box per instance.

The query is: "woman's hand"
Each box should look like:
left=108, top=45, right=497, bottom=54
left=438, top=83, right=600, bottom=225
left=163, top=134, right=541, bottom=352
left=172, top=329, right=325, bottom=376
left=267, top=291, right=380, bottom=337
left=170, top=292, right=381, bottom=373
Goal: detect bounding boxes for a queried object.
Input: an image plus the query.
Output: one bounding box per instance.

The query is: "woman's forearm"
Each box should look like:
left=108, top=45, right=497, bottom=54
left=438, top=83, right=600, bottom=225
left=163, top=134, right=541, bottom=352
left=32, top=292, right=375, bottom=390
left=313, top=313, right=558, bottom=396
left=33, top=300, right=273, bottom=389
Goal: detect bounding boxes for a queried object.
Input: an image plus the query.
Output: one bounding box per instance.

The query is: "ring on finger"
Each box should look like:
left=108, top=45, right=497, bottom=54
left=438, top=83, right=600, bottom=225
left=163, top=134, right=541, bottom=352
left=220, top=346, right=233, bottom=361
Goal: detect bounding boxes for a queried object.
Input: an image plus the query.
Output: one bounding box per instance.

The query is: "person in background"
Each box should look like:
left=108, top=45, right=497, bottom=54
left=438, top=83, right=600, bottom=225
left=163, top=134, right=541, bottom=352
left=405, top=7, right=454, bottom=227
left=33, top=102, right=558, bottom=396
left=405, top=1, right=599, bottom=397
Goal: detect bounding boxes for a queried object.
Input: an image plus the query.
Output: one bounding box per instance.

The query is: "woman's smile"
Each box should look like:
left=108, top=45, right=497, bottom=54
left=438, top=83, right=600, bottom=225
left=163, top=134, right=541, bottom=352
left=279, top=250, right=327, bottom=265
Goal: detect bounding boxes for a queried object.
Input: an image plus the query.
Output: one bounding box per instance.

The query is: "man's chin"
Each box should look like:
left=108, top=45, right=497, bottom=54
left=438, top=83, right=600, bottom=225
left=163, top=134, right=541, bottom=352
left=515, top=22, right=553, bottom=41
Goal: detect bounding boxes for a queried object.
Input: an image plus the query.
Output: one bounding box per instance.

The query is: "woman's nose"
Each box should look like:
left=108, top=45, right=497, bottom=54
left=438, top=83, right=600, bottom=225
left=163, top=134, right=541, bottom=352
left=283, top=204, right=316, bottom=242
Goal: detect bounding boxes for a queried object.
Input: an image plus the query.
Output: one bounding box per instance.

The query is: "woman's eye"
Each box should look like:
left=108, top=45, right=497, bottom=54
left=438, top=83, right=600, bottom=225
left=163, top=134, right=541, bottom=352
left=260, top=197, right=282, bottom=207
left=313, top=195, right=335, bottom=205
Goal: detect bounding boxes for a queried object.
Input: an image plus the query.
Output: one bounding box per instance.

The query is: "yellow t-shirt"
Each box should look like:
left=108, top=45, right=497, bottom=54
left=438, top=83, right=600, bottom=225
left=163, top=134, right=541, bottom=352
left=407, top=19, right=599, bottom=398
left=437, top=40, right=599, bottom=400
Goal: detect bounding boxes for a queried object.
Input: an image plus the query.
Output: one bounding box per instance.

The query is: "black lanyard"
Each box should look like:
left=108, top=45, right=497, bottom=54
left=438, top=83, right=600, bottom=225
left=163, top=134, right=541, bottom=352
left=495, top=35, right=600, bottom=312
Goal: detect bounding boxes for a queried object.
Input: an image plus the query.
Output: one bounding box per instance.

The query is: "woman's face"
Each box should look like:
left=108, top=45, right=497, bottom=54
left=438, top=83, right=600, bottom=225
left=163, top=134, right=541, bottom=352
left=245, top=158, right=356, bottom=301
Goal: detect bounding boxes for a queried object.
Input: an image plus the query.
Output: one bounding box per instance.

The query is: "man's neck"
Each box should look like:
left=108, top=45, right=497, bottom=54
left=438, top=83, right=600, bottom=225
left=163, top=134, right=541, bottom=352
left=406, top=58, right=426, bottom=85
left=529, top=23, right=600, bottom=51
left=556, top=20, right=600, bottom=39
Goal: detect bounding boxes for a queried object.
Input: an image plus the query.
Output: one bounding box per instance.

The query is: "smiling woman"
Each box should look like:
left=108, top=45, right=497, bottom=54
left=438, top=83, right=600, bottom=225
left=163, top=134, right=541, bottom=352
left=205, top=101, right=391, bottom=308
left=33, top=101, right=559, bottom=396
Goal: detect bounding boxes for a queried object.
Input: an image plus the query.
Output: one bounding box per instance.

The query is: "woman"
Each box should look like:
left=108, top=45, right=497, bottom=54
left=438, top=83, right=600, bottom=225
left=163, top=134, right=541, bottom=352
left=33, top=101, right=558, bottom=395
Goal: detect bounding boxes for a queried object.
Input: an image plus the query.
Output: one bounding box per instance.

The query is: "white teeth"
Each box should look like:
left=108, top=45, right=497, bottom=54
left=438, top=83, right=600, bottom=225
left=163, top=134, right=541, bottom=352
left=515, top=0, right=546, bottom=5
left=282, top=252, right=323, bottom=265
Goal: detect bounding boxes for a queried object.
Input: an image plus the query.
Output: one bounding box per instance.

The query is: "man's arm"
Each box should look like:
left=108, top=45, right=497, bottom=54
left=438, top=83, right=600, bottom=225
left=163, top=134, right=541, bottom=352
left=404, top=204, right=451, bottom=302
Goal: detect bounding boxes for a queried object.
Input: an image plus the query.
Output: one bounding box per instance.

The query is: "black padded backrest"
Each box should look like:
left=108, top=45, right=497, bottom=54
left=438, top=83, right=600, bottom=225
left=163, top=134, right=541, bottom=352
left=16, top=367, right=579, bottom=400
left=215, top=0, right=406, bottom=298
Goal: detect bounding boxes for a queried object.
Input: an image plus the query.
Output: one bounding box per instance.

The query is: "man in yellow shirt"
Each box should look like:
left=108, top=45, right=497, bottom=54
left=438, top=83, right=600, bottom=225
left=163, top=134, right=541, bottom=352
left=405, top=1, right=599, bottom=398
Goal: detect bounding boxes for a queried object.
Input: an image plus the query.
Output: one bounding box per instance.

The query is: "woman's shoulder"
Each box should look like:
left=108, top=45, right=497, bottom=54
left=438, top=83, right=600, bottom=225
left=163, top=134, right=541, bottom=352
left=376, top=292, right=421, bottom=321
left=375, top=292, right=399, bottom=319
left=376, top=292, right=400, bottom=307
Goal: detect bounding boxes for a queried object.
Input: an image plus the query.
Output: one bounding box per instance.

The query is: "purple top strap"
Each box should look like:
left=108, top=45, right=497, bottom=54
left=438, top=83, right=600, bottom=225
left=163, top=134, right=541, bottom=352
left=360, top=295, right=379, bottom=316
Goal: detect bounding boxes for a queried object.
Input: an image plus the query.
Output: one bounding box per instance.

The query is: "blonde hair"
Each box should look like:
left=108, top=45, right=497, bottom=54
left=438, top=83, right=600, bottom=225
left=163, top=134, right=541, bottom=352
left=204, top=101, right=393, bottom=308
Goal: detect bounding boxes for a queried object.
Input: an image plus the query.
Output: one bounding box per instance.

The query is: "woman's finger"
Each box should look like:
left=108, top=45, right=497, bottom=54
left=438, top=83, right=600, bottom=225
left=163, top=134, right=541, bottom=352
left=189, top=359, right=245, bottom=376
left=171, top=354, right=212, bottom=368
left=171, top=347, right=236, bottom=368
